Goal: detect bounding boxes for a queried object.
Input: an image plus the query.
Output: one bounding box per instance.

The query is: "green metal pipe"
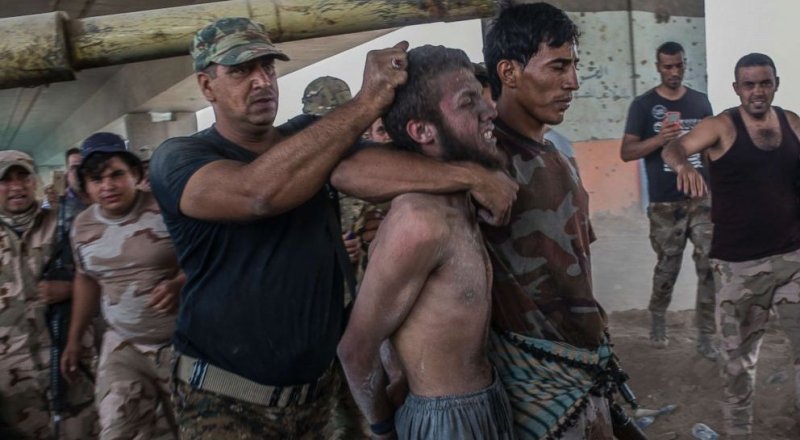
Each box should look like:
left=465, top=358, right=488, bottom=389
left=0, top=0, right=496, bottom=90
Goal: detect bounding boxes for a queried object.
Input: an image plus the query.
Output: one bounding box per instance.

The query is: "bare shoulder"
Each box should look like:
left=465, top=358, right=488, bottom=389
left=696, top=111, right=735, bottom=146
left=380, top=194, right=450, bottom=247
left=783, top=109, right=800, bottom=120
left=704, top=111, right=735, bottom=132
left=783, top=109, right=800, bottom=132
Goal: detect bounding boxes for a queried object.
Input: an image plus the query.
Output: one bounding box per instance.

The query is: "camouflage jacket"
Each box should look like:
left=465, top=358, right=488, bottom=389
left=72, top=191, right=178, bottom=344
left=483, top=119, right=607, bottom=349
left=0, top=205, right=57, bottom=359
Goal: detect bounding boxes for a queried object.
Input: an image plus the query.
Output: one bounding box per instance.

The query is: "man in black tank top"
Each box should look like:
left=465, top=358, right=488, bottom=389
left=662, top=53, right=800, bottom=440
left=621, top=42, right=716, bottom=357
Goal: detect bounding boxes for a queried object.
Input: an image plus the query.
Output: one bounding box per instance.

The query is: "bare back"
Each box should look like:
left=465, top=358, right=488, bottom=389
left=372, top=192, right=493, bottom=397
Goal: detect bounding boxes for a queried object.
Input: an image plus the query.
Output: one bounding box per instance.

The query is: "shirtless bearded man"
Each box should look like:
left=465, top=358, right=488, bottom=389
left=338, top=45, right=514, bottom=440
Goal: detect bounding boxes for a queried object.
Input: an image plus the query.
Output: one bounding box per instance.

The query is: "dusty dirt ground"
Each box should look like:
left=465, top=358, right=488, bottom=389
left=608, top=309, right=798, bottom=440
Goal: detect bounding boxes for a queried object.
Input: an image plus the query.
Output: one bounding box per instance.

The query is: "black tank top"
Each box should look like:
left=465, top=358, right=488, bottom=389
left=709, top=107, right=800, bottom=261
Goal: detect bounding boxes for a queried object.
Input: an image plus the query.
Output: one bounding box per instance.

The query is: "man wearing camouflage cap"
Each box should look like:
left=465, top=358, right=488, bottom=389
left=300, top=76, right=364, bottom=272
left=0, top=150, right=98, bottom=439
left=302, top=76, right=353, bottom=117
left=150, top=16, right=516, bottom=439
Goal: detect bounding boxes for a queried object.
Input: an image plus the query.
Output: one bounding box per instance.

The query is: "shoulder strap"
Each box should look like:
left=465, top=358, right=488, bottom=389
left=773, top=106, right=800, bottom=146
left=726, top=107, right=745, bottom=132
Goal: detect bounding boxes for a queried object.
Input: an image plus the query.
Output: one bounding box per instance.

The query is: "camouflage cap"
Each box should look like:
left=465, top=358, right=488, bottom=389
left=0, top=150, right=35, bottom=179
left=191, top=17, right=290, bottom=72
left=302, top=76, right=352, bottom=116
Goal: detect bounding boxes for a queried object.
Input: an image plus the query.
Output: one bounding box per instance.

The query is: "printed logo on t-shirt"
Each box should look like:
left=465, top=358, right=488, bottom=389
left=651, top=106, right=705, bottom=173
left=651, top=104, right=668, bottom=120
left=653, top=118, right=703, bottom=137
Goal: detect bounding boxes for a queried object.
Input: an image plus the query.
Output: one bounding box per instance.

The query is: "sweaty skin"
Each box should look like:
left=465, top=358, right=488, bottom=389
left=339, top=192, right=493, bottom=424
left=338, top=63, right=502, bottom=433
left=386, top=194, right=492, bottom=396
left=662, top=65, right=800, bottom=197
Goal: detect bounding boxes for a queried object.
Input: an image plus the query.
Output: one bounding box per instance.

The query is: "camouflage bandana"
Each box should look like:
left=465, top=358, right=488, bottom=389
left=191, top=17, right=290, bottom=72
left=302, top=76, right=352, bottom=116
left=0, top=203, right=37, bottom=235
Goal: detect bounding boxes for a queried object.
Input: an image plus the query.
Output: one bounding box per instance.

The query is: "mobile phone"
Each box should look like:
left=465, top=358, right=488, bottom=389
left=51, top=170, right=65, bottom=195
left=665, top=111, right=681, bottom=125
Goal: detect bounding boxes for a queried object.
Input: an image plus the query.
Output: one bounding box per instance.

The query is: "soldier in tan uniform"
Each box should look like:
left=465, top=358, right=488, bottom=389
left=301, top=76, right=364, bottom=269
left=61, top=133, right=183, bottom=439
left=0, top=150, right=98, bottom=439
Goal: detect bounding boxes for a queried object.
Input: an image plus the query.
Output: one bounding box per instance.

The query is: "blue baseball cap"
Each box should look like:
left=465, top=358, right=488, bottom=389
left=78, top=132, right=142, bottom=173
left=80, top=132, right=129, bottom=157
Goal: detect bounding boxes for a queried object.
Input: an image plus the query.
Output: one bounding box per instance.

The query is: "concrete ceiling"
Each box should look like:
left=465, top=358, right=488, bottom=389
left=0, top=0, right=704, bottom=165
left=0, top=0, right=394, bottom=164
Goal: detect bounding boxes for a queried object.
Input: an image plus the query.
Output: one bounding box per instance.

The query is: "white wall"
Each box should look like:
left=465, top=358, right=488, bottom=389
left=705, top=0, right=800, bottom=112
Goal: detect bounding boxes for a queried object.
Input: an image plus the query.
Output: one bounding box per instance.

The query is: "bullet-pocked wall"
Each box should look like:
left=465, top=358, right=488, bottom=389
left=511, top=0, right=708, bottom=215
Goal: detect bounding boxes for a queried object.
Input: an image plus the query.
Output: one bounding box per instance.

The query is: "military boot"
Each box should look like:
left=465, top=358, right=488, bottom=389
left=696, top=333, right=719, bottom=360
left=649, top=312, right=668, bottom=348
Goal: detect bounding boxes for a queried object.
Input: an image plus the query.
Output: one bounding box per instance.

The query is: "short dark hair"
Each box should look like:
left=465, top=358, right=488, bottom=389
left=383, top=45, right=472, bottom=153
left=65, top=148, right=80, bottom=162
left=484, top=2, right=579, bottom=99
left=734, top=53, right=777, bottom=81
left=656, top=41, right=684, bottom=59
left=473, top=62, right=490, bottom=87
left=78, top=151, right=142, bottom=193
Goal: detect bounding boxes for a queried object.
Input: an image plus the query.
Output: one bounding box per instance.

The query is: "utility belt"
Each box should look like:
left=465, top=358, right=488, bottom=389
left=174, top=353, right=332, bottom=408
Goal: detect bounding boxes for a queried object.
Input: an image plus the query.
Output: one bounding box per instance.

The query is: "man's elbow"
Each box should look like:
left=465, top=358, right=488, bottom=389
left=660, top=142, right=674, bottom=159
left=620, top=150, right=634, bottom=162
left=337, top=336, right=360, bottom=372
left=249, top=193, right=277, bottom=217
left=330, top=161, right=355, bottom=194
left=619, top=144, right=637, bottom=162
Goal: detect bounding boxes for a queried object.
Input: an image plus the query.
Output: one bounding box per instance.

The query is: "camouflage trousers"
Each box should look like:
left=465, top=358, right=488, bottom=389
left=0, top=346, right=98, bottom=439
left=171, top=360, right=368, bottom=439
left=647, top=198, right=716, bottom=335
left=712, top=247, right=800, bottom=437
left=96, top=329, right=176, bottom=439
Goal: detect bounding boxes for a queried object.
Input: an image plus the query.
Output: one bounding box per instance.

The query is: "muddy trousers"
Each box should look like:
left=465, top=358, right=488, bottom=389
left=712, top=247, right=800, bottom=437
left=647, top=198, right=716, bottom=335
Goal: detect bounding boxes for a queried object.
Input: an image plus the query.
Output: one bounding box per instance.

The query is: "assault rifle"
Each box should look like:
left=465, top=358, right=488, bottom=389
left=608, top=354, right=649, bottom=440
left=41, top=199, right=73, bottom=439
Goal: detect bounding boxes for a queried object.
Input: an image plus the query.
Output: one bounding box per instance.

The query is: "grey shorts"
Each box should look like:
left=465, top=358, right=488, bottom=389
left=395, top=372, right=514, bottom=440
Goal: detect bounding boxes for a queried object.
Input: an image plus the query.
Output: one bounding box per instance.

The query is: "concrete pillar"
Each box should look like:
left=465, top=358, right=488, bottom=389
left=123, top=111, right=197, bottom=152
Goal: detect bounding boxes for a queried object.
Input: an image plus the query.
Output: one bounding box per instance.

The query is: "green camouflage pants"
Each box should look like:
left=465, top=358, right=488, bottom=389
left=96, top=329, right=176, bottom=439
left=171, top=361, right=368, bottom=439
left=647, top=198, right=716, bottom=335
left=712, top=247, right=800, bottom=437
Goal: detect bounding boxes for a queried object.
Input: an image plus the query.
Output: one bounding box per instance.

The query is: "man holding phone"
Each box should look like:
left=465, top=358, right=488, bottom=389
left=620, top=41, right=716, bottom=357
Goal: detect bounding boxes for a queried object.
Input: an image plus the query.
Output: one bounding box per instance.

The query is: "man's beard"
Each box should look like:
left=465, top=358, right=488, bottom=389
left=437, top=119, right=503, bottom=170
